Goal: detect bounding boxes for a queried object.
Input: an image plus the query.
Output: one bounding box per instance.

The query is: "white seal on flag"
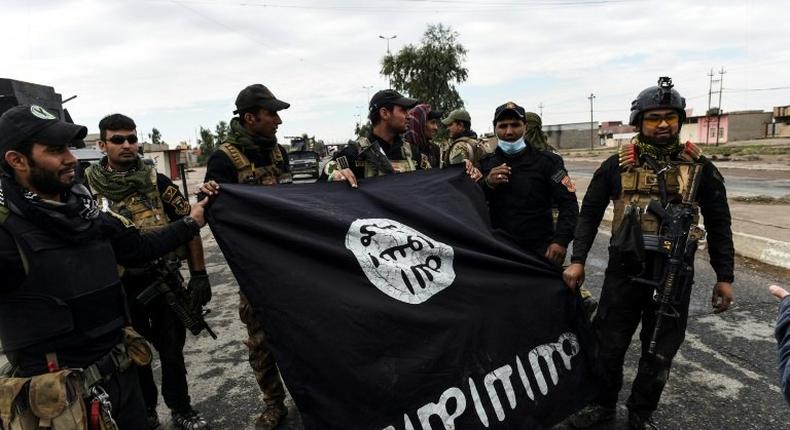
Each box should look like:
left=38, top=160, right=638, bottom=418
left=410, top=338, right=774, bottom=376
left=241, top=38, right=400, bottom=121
left=345, top=218, right=456, bottom=304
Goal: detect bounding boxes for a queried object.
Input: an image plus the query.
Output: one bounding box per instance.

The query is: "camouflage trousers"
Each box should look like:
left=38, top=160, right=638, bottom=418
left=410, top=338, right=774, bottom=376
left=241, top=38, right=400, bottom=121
left=238, top=292, right=286, bottom=406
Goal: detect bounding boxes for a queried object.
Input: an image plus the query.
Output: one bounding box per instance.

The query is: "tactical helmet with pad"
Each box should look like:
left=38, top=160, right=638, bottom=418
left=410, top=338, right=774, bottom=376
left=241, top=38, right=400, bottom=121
left=629, top=77, right=686, bottom=126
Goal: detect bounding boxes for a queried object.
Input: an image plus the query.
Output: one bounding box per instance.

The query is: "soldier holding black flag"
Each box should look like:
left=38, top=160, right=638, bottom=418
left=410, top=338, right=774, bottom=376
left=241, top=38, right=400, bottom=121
left=200, top=83, right=291, bottom=430
left=564, top=78, right=734, bottom=430
left=0, top=105, right=210, bottom=429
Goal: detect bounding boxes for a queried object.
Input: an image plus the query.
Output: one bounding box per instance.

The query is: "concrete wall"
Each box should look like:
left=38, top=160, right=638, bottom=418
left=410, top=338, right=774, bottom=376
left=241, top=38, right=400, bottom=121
left=728, top=112, right=772, bottom=142
left=767, top=122, right=790, bottom=138
left=544, top=122, right=600, bottom=149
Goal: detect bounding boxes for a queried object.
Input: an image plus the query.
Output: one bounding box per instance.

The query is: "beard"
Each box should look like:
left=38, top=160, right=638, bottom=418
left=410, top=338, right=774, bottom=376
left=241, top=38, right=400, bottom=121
left=29, top=162, right=73, bottom=195
left=640, top=132, right=680, bottom=147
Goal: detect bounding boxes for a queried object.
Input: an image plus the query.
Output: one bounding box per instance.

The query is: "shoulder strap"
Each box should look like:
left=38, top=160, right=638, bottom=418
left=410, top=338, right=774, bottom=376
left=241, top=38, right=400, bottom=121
left=219, top=143, right=251, bottom=171
left=0, top=205, right=8, bottom=225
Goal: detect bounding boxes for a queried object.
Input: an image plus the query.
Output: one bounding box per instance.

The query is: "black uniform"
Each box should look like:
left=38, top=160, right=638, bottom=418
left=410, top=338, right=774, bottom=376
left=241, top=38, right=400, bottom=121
left=570, top=153, right=733, bottom=418
left=0, top=176, right=199, bottom=429
left=479, top=146, right=579, bottom=255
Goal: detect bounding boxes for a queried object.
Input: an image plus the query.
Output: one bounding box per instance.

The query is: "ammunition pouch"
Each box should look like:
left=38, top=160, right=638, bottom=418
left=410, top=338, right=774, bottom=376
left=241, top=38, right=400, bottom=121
left=610, top=203, right=645, bottom=276
left=0, top=370, right=86, bottom=430
left=0, top=335, right=148, bottom=430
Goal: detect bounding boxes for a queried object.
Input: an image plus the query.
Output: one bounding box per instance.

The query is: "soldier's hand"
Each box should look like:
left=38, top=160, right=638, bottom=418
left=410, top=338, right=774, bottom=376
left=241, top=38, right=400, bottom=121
left=712, top=281, right=734, bottom=313
left=544, top=243, right=567, bottom=266
left=199, top=180, right=220, bottom=197
left=562, top=263, right=585, bottom=291
left=770, top=284, right=790, bottom=300
left=464, top=159, right=482, bottom=182
left=331, top=168, right=358, bottom=188
left=188, top=197, right=210, bottom=227
left=188, top=271, right=212, bottom=307
left=485, top=163, right=511, bottom=187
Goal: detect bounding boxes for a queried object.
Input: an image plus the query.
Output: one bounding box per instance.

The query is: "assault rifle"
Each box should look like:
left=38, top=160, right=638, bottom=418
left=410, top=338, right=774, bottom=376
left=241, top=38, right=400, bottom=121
left=642, top=161, right=705, bottom=357
left=136, top=259, right=217, bottom=339
left=357, top=141, right=394, bottom=175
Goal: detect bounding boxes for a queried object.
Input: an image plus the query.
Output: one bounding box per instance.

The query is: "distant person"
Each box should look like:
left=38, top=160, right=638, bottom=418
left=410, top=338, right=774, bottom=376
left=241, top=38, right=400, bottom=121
left=524, top=111, right=554, bottom=152
left=565, top=77, right=734, bottom=430
left=405, top=103, right=442, bottom=169
left=202, top=83, right=292, bottom=430
left=441, top=108, right=484, bottom=167
left=770, top=284, right=790, bottom=405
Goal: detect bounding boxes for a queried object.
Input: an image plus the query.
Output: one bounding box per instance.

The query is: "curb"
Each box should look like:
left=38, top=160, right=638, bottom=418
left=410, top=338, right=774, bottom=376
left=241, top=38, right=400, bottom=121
left=579, top=200, right=790, bottom=270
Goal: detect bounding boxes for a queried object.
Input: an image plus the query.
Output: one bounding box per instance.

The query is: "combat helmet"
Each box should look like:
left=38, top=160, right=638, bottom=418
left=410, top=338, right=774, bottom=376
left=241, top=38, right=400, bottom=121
left=628, top=77, right=686, bottom=126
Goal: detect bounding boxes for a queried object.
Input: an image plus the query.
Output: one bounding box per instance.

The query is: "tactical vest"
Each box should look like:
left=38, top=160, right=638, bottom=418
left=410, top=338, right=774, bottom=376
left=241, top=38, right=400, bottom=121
left=444, top=136, right=484, bottom=167
left=355, top=137, right=416, bottom=178
left=0, top=213, right=126, bottom=352
left=93, top=168, right=169, bottom=231
left=612, top=161, right=702, bottom=236
left=219, top=143, right=292, bottom=185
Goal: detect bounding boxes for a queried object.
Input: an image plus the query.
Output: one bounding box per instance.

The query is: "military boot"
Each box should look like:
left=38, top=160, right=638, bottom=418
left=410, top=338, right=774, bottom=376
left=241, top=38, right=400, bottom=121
left=628, top=410, right=659, bottom=430
left=568, top=404, right=615, bottom=428
left=255, top=402, right=288, bottom=430
left=171, top=407, right=210, bottom=429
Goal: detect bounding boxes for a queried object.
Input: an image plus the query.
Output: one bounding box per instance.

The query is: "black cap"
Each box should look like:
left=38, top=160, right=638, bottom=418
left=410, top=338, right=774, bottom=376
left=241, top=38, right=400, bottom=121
left=233, top=84, right=290, bottom=114
left=427, top=110, right=443, bottom=121
left=369, top=89, right=418, bottom=112
left=0, top=105, right=87, bottom=155
left=493, top=101, right=526, bottom=124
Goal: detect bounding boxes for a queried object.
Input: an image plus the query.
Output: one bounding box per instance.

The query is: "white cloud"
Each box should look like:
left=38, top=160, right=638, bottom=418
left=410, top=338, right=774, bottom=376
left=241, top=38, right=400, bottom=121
left=1, top=0, right=788, bottom=145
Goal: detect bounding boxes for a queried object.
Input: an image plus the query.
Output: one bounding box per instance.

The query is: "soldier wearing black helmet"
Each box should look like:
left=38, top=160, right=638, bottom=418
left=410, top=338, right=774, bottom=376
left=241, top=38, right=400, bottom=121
left=564, top=78, right=734, bottom=430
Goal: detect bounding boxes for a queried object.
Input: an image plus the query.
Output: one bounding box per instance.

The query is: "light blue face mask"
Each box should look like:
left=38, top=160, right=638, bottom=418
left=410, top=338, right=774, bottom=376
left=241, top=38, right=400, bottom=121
left=497, top=137, right=527, bottom=155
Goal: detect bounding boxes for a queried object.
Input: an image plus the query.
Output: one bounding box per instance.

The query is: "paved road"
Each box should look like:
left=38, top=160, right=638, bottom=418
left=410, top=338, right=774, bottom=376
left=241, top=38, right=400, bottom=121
left=565, top=159, right=790, bottom=198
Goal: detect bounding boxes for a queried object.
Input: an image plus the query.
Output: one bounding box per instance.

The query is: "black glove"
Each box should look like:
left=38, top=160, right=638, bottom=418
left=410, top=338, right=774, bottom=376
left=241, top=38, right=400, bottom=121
left=187, top=271, right=211, bottom=307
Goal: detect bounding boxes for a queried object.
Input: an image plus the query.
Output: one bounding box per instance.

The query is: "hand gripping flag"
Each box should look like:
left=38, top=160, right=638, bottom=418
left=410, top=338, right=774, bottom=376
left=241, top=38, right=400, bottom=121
left=207, top=168, right=597, bottom=430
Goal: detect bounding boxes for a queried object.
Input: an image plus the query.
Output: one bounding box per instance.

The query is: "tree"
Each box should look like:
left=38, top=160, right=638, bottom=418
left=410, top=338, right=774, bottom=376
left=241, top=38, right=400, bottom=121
left=197, top=127, right=216, bottom=165
left=149, top=127, right=164, bottom=145
left=380, top=24, right=468, bottom=112
left=354, top=121, right=371, bottom=139
left=215, top=121, right=229, bottom=145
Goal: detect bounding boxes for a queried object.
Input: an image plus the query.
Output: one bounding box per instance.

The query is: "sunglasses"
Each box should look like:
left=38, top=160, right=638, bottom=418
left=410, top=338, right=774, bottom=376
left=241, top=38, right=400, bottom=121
left=106, top=134, right=138, bottom=144
left=642, top=114, right=679, bottom=127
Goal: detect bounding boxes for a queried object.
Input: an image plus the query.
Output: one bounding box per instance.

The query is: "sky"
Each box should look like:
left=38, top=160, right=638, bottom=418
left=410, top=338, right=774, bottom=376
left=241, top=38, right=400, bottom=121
left=2, top=0, right=789, bottom=146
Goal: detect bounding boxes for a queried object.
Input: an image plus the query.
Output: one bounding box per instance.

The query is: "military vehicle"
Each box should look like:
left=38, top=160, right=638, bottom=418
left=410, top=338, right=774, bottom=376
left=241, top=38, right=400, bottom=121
left=0, top=78, right=101, bottom=178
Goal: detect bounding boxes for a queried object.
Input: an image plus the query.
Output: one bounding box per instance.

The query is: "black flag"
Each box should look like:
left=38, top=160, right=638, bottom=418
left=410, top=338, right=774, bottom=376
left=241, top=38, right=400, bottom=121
left=207, top=168, right=597, bottom=430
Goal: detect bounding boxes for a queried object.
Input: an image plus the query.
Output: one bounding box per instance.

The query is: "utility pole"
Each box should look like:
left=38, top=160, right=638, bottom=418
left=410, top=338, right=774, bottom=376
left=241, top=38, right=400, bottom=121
left=705, top=69, right=714, bottom=145
left=588, top=93, right=596, bottom=150
left=379, top=34, right=397, bottom=88
left=715, top=67, right=726, bottom=146
left=538, top=102, right=544, bottom=118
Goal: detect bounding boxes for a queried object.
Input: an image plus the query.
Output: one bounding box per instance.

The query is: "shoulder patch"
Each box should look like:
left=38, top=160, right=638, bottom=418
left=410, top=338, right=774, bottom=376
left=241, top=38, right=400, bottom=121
left=161, top=185, right=179, bottom=203
left=551, top=168, right=576, bottom=192
left=172, top=195, right=192, bottom=216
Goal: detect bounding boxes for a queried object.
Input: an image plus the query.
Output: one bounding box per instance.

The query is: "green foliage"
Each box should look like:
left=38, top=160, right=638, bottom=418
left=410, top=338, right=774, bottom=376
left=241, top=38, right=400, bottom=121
left=380, top=23, right=468, bottom=111
left=197, top=127, right=216, bottom=165
left=215, top=121, right=229, bottom=145
left=149, top=127, right=164, bottom=145
left=355, top=121, right=372, bottom=139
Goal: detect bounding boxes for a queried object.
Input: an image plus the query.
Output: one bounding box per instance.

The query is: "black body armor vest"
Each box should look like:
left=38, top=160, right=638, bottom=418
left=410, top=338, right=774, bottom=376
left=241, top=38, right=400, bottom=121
left=0, top=213, right=126, bottom=353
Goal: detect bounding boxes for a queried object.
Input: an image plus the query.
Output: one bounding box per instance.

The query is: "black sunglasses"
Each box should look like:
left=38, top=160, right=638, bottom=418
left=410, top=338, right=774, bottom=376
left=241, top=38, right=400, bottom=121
left=106, top=134, right=138, bottom=144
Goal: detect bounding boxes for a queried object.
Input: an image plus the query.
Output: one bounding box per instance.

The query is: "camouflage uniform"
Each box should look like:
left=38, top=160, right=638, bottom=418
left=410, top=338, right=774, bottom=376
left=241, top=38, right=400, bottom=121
left=203, top=118, right=291, bottom=415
